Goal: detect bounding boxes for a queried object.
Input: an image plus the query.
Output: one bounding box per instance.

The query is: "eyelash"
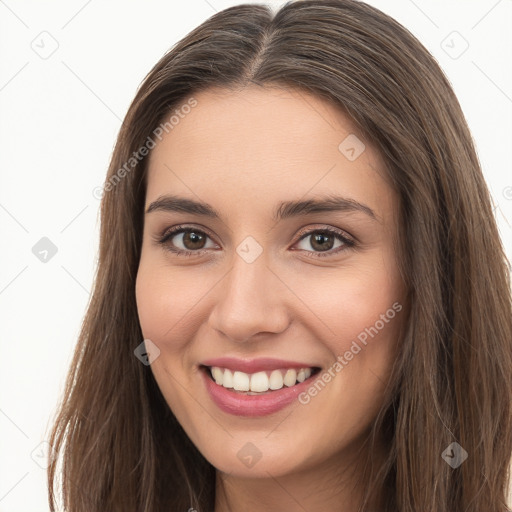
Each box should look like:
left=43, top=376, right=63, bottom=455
left=155, top=224, right=356, bottom=259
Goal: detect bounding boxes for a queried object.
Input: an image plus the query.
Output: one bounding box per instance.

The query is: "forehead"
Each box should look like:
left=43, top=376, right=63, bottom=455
left=145, top=86, right=394, bottom=223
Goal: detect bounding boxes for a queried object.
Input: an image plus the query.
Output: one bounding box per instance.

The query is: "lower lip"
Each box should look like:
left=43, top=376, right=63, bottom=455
left=200, top=367, right=318, bottom=417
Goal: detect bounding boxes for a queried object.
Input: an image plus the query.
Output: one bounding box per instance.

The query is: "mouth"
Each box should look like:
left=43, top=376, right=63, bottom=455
left=200, top=365, right=322, bottom=395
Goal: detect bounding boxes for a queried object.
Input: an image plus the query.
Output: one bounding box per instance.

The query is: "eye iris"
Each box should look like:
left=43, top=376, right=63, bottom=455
left=311, top=233, right=334, bottom=252
left=172, top=230, right=342, bottom=253
left=183, top=231, right=206, bottom=250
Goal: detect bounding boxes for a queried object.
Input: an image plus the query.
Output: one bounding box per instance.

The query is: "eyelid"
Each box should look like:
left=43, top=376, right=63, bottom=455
left=155, top=223, right=356, bottom=257
left=155, top=224, right=220, bottom=253
left=294, top=224, right=355, bottom=244
left=158, top=223, right=218, bottom=243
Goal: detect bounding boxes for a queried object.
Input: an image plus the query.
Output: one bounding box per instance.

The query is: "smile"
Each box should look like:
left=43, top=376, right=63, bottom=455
left=199, top=361, right=322, bottom=416
left=207, top=366, right=316, bottom=393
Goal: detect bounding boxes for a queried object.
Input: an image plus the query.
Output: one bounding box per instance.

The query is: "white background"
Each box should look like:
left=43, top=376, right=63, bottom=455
left=0, top=1, right=511, bottom=510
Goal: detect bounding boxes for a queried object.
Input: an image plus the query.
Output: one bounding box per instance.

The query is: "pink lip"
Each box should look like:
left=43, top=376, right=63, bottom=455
left=200, top=367, right=318, bottom=417
left=200, top=357, right=315, bottom=373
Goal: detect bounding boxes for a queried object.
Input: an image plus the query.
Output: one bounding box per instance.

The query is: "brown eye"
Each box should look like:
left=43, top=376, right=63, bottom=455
left=158, top=226, right=218, bottom=255
left=180, top=231, right=207, bottom=250
left=157, top=225, right=355, bottom=259
left=293, top=228, right=355, bottom=258
left=308, top=232, right=336, bottom=252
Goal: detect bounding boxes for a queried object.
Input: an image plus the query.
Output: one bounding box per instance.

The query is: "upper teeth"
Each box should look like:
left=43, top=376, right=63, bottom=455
left=209, top=367, right=313, bottom=392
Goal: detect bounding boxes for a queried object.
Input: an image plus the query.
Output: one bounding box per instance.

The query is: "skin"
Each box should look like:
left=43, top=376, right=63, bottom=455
left=135, top=85, right=406, bottom=511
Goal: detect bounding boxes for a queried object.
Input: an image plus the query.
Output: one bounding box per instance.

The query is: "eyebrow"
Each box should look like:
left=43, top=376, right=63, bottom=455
left=145, top=194, right=377, bottom=222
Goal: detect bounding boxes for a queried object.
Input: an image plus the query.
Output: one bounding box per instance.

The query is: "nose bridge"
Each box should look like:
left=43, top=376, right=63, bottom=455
left=208, top=240, right=290, bottom=342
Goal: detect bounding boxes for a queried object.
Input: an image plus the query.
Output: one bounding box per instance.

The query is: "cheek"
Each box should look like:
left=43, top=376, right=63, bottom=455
left=287, top=256, right=403, bottom=358
left=297, top=267, right=402, bottom=446
left=135, top=263, right=171, bottom=344
left=135, top=259, right=200, bottom=419
left=135, top=256, right=202, bottom=349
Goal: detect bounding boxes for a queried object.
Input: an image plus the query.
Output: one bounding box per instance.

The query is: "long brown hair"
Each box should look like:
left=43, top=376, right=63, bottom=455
left=47, top=1, right=512, bottom=510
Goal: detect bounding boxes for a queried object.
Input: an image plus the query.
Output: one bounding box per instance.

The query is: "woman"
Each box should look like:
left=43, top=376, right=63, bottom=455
left=47, top=1, right=512, bottom=510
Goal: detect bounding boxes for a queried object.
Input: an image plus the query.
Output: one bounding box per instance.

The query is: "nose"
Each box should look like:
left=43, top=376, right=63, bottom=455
left=207, top=248, right=291, bottom=343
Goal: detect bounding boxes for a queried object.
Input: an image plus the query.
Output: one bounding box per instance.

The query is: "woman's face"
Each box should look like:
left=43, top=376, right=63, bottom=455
left=136, top=86, right=405, bottom=479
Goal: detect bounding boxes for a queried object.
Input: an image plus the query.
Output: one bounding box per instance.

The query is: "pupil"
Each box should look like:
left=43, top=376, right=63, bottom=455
left=184, top=231, right=205, bottom=250
left=311, top=233, right=333, bottom=252
left=180, top=231, right=335, bottom=252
